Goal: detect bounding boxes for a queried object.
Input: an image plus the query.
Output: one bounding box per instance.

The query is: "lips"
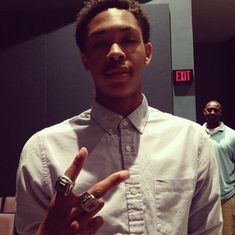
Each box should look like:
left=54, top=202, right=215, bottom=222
left=105, top=67, right=132, bottom=80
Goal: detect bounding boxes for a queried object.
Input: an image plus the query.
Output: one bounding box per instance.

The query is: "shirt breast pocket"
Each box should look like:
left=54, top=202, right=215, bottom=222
left=154, top=179, right=195, bottom=235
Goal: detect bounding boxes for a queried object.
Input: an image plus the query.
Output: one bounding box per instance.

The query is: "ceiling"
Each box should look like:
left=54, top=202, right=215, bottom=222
left=192, top=0, right=235, bottom=43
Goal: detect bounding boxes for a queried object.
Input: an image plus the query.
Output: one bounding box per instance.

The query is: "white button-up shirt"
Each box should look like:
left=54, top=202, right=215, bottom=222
left=16, top=96, right=222, bottom=235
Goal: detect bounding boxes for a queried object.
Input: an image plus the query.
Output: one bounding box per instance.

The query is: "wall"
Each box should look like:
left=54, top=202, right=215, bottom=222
left=149, top=0, right=196, bottom=121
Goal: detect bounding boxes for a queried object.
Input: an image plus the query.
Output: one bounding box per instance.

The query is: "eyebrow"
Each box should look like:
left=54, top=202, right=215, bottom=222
left=88, top=26, right=138, bottom=40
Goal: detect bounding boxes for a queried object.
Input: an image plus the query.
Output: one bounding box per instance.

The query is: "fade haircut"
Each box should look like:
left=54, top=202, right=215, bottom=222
left=75, top=0, right=150, bottom=52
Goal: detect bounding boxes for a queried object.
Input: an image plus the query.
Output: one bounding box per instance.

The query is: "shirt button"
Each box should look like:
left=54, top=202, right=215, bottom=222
left=125, top=145, right=131, bottom=152
left=123, top=120, right=128, bottom=126
left=130, top=187, right=139, bottom=195
left=156, top=224, right=162, bottom=231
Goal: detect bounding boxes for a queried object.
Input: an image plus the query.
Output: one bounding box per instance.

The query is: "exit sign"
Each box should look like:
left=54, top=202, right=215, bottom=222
left=173, top=69, right=193, bottom=84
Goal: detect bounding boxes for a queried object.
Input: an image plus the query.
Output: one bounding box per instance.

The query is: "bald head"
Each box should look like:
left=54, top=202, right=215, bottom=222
left=203, top=100, right=222, bottom=129
left=205, top=100, right=222, bottom=110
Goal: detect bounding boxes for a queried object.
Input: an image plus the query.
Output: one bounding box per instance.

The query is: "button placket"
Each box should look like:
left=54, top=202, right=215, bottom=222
left=119, top=119, right=144, bottom=234
left=125, top=171, right=144, bottom=234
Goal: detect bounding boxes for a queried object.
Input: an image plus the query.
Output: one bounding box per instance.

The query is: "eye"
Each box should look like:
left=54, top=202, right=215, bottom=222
left=91, top=41, right=106, bottom=48
left=124, top=37, right=138, bottom=44
left=87, top=39, right=108, bottom=50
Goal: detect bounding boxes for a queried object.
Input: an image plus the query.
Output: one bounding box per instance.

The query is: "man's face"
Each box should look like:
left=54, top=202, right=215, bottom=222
left=203, top=101, right=222, bottom=124
left=81, top=8, right=152, bottom=103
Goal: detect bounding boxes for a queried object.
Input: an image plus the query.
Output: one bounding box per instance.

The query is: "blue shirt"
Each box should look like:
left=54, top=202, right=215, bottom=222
left=16, top=96, right=222, bottom=235
left=204, top=122, right=235, bottom=200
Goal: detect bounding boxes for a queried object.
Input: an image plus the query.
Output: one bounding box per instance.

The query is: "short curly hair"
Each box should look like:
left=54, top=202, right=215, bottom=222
left=75, top=0, right=150, bottom=52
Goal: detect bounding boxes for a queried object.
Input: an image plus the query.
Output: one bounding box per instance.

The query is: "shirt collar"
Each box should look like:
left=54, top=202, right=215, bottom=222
left=203, top=122, right=225, bottom=135
left=91, top=95, right=149, bottom=134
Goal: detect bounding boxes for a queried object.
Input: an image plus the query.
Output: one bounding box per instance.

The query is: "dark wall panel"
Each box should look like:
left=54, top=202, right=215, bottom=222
left=195, top=42, right=235, bottom=129
left=46, top=23, right=95, bottom=125
left=0, top=9, right=78, bottom=195
left=0, top=14, right=47, bottom=195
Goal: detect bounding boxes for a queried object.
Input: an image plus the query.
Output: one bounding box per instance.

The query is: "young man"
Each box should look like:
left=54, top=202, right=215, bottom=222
left=15, top=0, right=222, bottom=234
left=203, top=100, right=235, bottom=235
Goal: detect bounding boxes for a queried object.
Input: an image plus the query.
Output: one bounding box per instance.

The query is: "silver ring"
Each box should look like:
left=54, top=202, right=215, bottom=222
left=80, top=192, right=99, bottom=212
left=55, top=175, right=75, bottom=196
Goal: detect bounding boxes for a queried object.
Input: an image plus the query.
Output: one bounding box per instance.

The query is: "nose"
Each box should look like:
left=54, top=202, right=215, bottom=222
left=209, top=109, right=217, bottom=116
left=210, top=109, right=215, bottom=114
left=106, top=43, right=126, bottom=62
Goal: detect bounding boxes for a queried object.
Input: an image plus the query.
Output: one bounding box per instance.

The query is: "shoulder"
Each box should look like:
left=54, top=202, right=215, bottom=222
left=147, top=106, right=210, bottom=151
left=24, top=109, right=92, bottom=148
left=42, top=109, right=92, bottom=134
left=148, top=106, right=206, bottom=134
left=147, top=107, right=214, bottom=169
left=224, top=124, right=235, bottom=133
left=223, top=124, right=235, bottom=142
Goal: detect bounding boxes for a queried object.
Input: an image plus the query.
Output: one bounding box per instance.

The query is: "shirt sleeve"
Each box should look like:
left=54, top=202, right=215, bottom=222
left=15, top=133, right=52, bottom=235
left=188, top=132, right=223, bottom=234
left=232, top=132, right=235, bottom=164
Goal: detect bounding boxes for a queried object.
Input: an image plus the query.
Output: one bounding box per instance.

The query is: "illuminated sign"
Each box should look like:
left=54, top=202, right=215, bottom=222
left=173, top=69, right=193, bottom=84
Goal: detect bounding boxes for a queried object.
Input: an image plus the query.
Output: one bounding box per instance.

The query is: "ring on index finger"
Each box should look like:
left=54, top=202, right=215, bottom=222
left=80, top=192, right=99, bottom=213
left=55, top=175, right=75, bottom=196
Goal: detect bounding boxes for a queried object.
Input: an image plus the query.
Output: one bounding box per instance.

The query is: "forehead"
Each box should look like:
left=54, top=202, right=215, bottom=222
left=206, top=102, right=221, bottom=109
left=86, top=8, right=141, bottom=37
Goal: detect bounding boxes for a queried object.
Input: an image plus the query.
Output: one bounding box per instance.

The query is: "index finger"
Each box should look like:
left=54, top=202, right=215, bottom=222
left=53, top=147, right=88, bottom=207
left=88, top=170, right=130, bottom=199
left=65, top=147, right=88, bottom=181
left=55, top=147, right=88, bottom=202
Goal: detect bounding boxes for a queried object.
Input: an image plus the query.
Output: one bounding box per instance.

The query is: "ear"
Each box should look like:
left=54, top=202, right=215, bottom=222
left=144, top=42, right=152, bottom=65
left=81, top=54, right=89, bottom=71
left=203, top=108, right=207, bottom=116
left=219, top=110, right=223, bottom=117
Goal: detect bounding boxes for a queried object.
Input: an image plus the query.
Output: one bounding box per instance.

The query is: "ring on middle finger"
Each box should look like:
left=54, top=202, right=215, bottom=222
left=80, top=192, right=99, bottom=213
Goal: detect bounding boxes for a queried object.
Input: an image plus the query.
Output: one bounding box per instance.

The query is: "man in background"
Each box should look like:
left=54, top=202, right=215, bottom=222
left=203, top=100, right=235, bottom=235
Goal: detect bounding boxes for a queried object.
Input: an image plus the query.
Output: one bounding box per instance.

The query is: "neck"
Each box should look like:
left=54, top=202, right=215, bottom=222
left=95, top=93, right=143, bottom=117
left=206, top=121, right=221, bottom=130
